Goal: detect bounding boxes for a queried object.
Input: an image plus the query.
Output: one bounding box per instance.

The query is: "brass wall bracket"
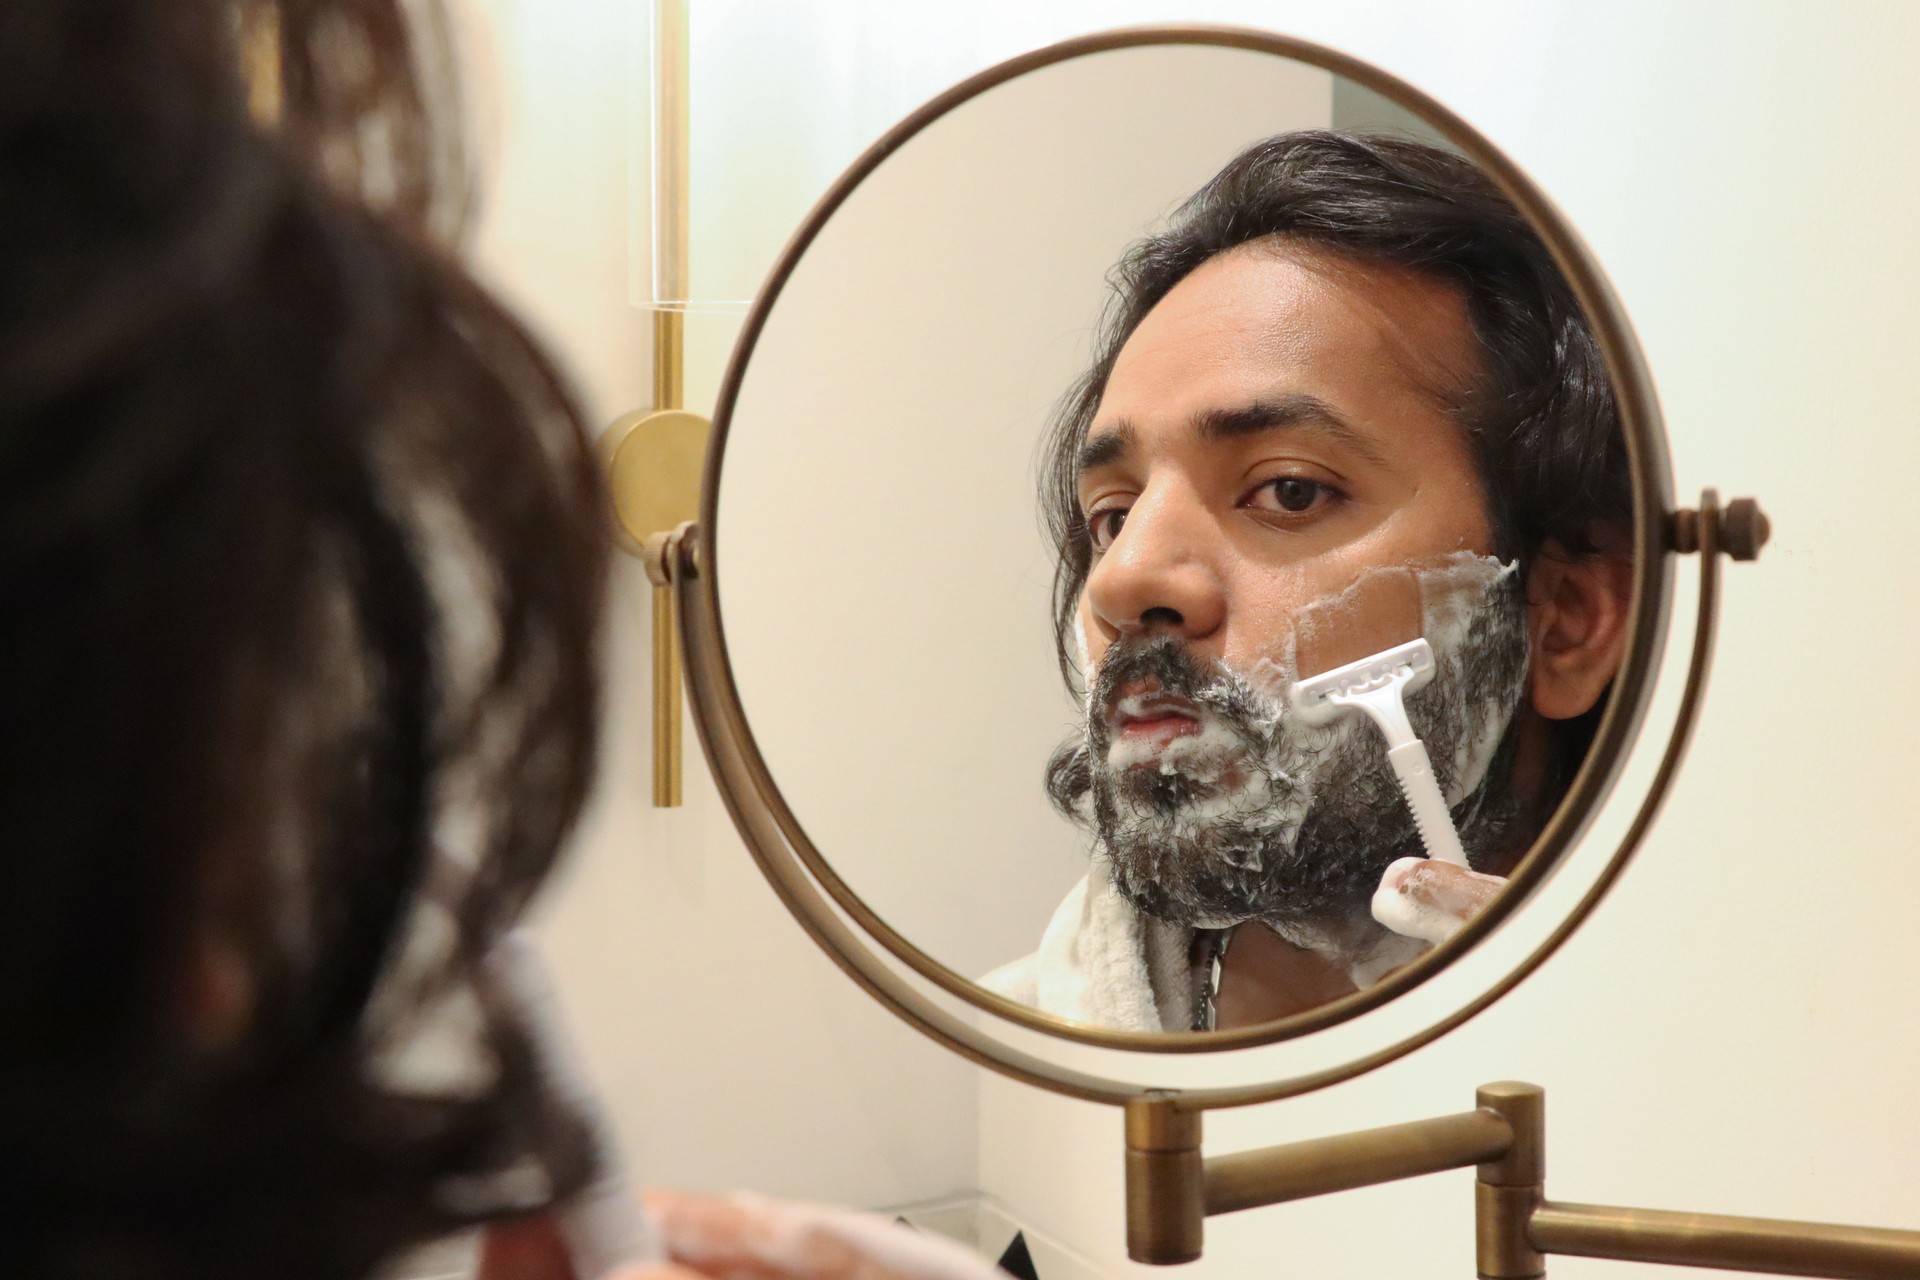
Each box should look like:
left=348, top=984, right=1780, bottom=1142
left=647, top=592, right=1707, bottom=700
left=602, top=0, right=702, bottom=807
left=1127, top=1081, right=1920, bottom=1277
left=602, top=410, right=710, bottom=806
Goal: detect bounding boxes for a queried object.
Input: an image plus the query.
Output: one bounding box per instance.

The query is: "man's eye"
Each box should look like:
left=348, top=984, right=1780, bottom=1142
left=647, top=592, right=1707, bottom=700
left=1087, top=507, right=1128, bottom=551
left=1247, top=476, right=1336, bottom=516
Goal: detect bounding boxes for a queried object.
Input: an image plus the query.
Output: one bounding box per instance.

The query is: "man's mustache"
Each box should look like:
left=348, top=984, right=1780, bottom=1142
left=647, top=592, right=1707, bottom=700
left=1090, top=635, right=1211, bottom=720
left=1087, top=634, right=1270, bottom=758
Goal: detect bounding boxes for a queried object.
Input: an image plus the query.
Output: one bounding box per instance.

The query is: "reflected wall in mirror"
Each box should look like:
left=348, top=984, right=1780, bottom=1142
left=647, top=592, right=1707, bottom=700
left=716, top=42, right=1631, bottom=1039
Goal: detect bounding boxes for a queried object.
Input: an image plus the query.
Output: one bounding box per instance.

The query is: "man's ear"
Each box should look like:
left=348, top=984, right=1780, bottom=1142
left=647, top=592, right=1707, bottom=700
left=1525, top=526, right=1634, bottom=721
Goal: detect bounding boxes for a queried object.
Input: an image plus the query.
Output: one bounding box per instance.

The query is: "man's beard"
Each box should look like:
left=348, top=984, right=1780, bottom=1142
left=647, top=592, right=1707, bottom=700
left=1047, top=554, right=1534, bottom=952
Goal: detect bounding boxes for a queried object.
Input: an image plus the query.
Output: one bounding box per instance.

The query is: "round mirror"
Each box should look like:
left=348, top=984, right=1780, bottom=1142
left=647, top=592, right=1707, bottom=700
left=696, top=27, right=1672, bottom=1066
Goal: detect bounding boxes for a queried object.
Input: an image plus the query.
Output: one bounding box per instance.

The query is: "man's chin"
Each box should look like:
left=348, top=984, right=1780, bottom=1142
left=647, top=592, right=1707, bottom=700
left=1111, top=768, right=1206, bottom=815
left=1107, top=850, right=1346, bottom=930
left=1100, top=816, right=1396, bottom=941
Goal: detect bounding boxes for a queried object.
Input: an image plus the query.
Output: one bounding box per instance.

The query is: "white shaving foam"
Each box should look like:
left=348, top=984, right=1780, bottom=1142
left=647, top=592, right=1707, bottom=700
left=1238, top=551, right=1519, bottom=804
left=1086, top=551, right=1525, bottom=954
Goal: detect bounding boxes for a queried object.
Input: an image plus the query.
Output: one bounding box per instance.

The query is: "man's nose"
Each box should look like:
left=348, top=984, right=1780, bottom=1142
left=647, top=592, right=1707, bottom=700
left=1083, top=484, right=1227, bottom=641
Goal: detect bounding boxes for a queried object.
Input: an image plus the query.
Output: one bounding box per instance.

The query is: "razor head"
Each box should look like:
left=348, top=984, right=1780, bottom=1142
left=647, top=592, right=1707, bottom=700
left=1288, top=637, right=1436, bottom=726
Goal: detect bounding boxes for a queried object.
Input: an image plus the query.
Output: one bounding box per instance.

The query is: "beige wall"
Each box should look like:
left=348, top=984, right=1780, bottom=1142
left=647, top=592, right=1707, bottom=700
left=466, top=0, right=1920, bottom=1276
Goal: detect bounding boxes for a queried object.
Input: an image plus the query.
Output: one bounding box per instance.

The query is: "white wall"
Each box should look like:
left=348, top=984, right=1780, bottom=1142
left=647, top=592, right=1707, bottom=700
left=462, top=0, right=979, bottom=1211
left=465, top=0, right=1920, bottom=1276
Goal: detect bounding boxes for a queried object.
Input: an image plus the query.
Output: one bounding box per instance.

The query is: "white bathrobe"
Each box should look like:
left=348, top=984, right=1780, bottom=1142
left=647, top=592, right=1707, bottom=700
left=979, top=860, right=1432, bottom=1031
left=979, top=860, right=1207, bottom=1033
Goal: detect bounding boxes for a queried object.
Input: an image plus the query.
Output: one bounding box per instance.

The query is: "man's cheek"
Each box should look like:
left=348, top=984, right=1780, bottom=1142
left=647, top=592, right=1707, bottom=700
left=1220, top=559, right=1345, bottom=647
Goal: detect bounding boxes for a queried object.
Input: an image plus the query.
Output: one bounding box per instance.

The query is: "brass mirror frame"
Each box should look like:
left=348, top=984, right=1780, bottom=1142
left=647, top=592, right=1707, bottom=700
left=679, top=24, right=1683, bottom=1098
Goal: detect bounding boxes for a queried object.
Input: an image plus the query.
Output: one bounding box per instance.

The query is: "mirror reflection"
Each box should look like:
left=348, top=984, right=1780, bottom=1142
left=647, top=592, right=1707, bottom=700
left=716, top=44, right=1629, bottom=1038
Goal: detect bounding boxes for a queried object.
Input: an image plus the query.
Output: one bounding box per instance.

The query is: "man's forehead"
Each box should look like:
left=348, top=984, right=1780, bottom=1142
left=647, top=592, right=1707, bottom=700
left=1087, top=242, right=1480, bottom=462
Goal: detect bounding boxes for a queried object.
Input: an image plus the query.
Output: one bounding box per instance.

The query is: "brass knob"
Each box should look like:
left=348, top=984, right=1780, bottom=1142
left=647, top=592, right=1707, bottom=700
left=1670, top=494, right=1769, bottom=561
left=1721, top=496, right=1771, bottom=561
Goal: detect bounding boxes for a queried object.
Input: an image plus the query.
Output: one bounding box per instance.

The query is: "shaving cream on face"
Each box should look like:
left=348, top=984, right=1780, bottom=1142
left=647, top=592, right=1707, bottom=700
left=1054, top=552, right=1529, bottom=947
left=1263, top=552, right=1525, bottom=804
left=1409, top=554, right=1525, bottom=801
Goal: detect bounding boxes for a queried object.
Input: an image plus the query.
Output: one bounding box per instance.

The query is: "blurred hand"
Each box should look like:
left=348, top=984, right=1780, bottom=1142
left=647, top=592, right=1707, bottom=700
left=612, top=1188, right=1009, bottom=1280
left=1370, top=855, right=1506, bottom=946
left=477, top=1213, right=577, bottom=1280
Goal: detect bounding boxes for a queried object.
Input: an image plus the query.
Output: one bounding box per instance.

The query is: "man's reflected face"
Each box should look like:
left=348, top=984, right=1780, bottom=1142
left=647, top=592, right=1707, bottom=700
left=1070, top=240, right=1526, bottom=944
left=1075, top=239, right=1494, bottom=675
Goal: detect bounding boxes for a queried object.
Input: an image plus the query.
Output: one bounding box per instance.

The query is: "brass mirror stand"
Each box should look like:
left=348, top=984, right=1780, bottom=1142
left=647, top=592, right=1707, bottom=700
left=1128, top=1081, right=1920, bottom=1276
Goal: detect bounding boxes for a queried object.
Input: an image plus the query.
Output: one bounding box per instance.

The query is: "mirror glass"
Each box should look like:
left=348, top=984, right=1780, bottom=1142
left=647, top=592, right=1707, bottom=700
left=714, top=41, right=1633, bottom=1040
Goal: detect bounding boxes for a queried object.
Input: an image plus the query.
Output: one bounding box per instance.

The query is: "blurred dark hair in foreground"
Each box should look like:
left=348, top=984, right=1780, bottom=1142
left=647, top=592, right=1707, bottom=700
left=0, top=1, right=608, bottom=1275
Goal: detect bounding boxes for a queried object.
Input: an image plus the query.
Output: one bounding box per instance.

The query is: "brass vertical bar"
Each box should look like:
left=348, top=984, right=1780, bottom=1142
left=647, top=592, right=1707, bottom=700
left=1126, top=1096, right=1204, bottom=1265
left=1476, top=1082, right=1546, bottom=1279
left=652, top=0, right=691, bottom=307
left=645, top=0, right=689, bottom=806
left=650, top=577, right=683, bottom=807
left=652, top=308, right=684, bottom=411
left=643, top=531, right=684, bottom=807
left=1529, top=1203, right=1920, bottom=1278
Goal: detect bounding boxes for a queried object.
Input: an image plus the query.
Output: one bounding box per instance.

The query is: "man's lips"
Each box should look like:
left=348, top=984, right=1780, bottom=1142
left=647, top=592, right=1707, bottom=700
left=1109, top=688, right=1204, bottom=749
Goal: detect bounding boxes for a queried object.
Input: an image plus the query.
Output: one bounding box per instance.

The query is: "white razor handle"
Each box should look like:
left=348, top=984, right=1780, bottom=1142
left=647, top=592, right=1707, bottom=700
left=1288, top=637, right=1469, bottom=867
left=1386, top=740, right=1468, bottom=867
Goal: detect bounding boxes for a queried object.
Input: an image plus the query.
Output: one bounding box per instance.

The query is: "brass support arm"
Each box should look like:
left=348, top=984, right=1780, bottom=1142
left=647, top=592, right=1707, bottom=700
left=1528, top=1204, right=1920, bottom=1278
left=1125, top=1092, right=1515, bottom=1265
left=1474, top=1082, right=1920, bottom=1280
left=1130, top=1078, right=1920, bottom=1279
left=1207, top=1107, right=1513, bottom=1215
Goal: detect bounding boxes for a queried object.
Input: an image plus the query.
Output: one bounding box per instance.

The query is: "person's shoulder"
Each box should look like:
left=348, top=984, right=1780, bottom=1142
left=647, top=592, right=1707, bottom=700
left=976, top=874, right=1095, bottom=1005
left=977, top=952, right=1037, bottom=1004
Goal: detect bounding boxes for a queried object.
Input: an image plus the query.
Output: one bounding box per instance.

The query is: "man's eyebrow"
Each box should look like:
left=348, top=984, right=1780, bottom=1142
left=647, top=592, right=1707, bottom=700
left=1077, top=395, right=1390, bottom=480
left=1077, top=422, right=1134, bottom=475
left=1194, top=395, right=1390, bottom=467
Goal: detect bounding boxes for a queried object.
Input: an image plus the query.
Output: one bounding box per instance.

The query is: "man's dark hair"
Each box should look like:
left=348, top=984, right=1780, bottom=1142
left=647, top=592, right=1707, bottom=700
left=1040, top=130, right=1630, bottom=692
left=0, top=2, right=605, bottom=1277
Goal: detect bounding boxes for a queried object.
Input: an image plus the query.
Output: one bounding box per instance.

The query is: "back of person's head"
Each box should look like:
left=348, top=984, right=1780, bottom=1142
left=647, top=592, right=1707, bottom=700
left=0, top=2, right=608, bottom=1276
